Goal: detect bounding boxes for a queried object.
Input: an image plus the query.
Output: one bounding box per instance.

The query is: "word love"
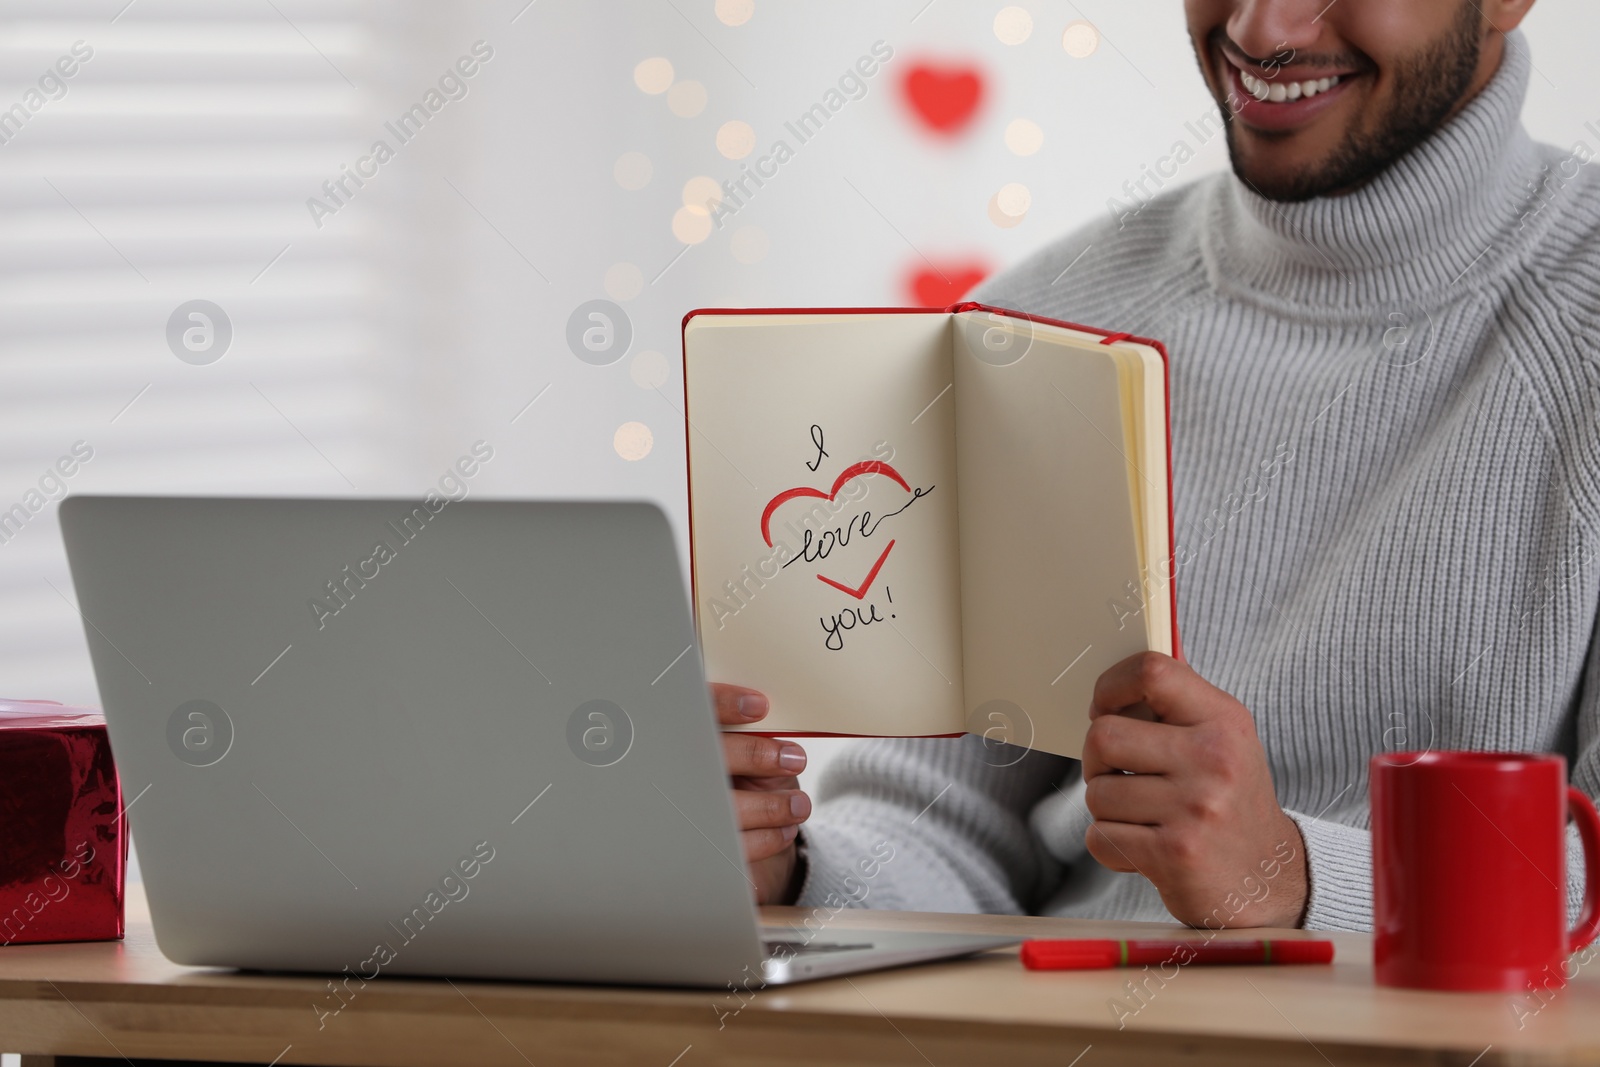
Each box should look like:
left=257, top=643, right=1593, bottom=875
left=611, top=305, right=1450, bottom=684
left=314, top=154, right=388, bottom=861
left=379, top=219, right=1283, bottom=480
left=760, top=459, right=933, bottom=598
left=820, top=587, right=894, bottom=651
left=781, top=489, right=933, bottom=578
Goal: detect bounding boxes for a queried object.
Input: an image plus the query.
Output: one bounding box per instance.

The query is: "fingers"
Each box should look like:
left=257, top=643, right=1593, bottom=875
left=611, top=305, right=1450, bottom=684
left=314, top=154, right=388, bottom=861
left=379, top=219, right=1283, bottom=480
left=711, top=683, right=808, bottom=873
left=722, top=731, right=807, bottom=778
left=735, top=789, right=810, bottom=861
left=711, top=682, right=770, bottom=726
left=711, top=682, right=806, bottom=776
left=1085, top=820, right=1159, bottom=875
left=709, top=684, right=807, bottom=877
left=1081, top=713, right=1178, bottom=778
left=742, top=824, right=800, bottom=863
left=1090, top=652, right=1217, bottom=726
left=1084, top=767, right=1177, bottom=825
left=731, top=773, right=800, bottom=793
left=750, top=846, right=801, bottom=904
left=735, top=787, right=810, bottom=829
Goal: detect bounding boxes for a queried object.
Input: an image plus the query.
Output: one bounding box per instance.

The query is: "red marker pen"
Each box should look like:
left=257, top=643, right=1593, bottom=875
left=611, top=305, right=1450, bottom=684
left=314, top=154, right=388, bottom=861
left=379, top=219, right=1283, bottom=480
left=1021, top=938, right=1334, bottom=970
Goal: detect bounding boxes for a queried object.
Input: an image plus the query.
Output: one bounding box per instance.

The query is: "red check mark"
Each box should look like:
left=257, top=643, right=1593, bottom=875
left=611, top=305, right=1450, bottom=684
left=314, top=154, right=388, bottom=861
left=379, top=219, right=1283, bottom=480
left=817, top=540, right=895, bottom=600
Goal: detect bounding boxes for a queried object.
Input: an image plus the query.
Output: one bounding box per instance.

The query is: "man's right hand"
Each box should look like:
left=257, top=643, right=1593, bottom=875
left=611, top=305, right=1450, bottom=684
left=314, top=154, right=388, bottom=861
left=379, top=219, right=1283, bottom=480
left=711, top=682, right=810, bottom=904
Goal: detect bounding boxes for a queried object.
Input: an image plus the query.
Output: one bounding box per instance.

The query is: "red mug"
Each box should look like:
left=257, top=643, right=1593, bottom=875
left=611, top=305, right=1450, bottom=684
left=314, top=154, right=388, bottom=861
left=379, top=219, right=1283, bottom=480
left=1372, top=751, right=1600, bottom=991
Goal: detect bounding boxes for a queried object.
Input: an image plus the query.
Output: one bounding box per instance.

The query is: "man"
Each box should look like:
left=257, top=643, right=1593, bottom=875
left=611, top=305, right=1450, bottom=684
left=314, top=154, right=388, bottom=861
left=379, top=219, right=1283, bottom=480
left=714, top=0, right=1600, bottom=930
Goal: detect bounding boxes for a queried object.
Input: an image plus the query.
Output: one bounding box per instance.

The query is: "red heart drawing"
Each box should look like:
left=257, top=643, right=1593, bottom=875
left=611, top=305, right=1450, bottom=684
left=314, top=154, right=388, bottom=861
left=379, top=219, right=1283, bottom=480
left=909, top=262, right=988, bottom=307
left=760, top=460, right=911, bottom=599
left=902, top=62, right=985, bottom=134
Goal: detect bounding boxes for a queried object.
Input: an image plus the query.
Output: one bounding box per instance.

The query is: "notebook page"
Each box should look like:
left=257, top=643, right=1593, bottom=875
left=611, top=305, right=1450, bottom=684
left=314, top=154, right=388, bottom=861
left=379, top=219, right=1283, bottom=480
left=685, top=313, right=965, bottom=736
left=951, top=311, right=1154, bottom=758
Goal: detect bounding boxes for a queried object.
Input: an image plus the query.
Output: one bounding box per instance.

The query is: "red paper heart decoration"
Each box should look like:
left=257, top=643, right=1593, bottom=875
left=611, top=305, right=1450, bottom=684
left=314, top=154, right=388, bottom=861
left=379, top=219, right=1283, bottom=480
left=902, top=62, right=985, bottom=135
left=909, top=263, right=988, bottom=307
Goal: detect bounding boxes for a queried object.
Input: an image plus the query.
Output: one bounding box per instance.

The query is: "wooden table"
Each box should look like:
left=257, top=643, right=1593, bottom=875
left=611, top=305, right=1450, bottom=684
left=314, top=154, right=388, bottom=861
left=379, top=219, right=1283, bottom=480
left=2, top=885, right=1597, bottom=1066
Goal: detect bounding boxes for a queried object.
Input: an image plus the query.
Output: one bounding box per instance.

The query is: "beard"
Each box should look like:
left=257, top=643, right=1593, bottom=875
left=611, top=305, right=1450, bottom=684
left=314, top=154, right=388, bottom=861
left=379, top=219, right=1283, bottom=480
left=1211, top=2, right=1485, bottom=202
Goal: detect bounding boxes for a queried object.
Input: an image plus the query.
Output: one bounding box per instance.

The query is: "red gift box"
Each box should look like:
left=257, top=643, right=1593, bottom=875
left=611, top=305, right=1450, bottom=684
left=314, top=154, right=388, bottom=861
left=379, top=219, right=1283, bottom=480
left=0, top=699, right=126, bottom=946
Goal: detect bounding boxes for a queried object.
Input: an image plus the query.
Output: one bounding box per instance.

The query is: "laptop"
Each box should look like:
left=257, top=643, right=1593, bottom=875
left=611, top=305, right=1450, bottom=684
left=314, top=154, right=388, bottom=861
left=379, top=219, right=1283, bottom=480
left=59, top=496, right=1014, bottom=987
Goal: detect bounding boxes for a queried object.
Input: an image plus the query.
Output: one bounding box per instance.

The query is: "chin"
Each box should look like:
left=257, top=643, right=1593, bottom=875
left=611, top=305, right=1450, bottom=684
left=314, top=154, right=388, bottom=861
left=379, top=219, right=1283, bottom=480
left=1224, top=128, right=1368, bottom=203
left=1201, top=0, right=1485, bottom=204
left=1225, top=152, right=1310, bottom=203
left=1230, top=158, right=1326, bottom=203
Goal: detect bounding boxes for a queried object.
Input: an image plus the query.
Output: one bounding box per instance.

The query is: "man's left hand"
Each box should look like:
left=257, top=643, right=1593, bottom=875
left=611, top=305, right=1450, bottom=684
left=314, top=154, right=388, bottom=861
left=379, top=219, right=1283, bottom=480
left=1080, top=651, right=1309, bottom=929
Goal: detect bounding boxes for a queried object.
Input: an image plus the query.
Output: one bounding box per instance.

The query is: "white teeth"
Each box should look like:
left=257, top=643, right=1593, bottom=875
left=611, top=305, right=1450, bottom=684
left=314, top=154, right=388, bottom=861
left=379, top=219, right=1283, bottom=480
left=1237, top=68, right=1343, bottom=103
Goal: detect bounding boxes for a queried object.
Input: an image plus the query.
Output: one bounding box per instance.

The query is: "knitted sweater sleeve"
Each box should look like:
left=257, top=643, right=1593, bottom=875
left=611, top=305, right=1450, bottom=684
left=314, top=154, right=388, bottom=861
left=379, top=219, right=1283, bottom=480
left=1564, top=587, right=1600, bottom=932
left=1282, top=805, right=1372, bottom=931
left=793, top=735, right=1073, bottom=914
left=1291, top=585, right=1600, bottom=932
left=792, top=600, right=1600, bottom=928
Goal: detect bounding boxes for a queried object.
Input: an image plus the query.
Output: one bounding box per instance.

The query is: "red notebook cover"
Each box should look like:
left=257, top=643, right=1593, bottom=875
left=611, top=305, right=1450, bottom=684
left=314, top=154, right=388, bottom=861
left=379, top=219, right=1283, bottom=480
left=680, top=303, right=1181, bottom=741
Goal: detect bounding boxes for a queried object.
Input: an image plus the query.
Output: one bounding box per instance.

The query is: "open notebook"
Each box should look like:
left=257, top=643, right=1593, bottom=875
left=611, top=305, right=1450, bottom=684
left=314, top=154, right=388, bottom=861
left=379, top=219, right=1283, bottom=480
left=682, top=303, right=1177, bottom=759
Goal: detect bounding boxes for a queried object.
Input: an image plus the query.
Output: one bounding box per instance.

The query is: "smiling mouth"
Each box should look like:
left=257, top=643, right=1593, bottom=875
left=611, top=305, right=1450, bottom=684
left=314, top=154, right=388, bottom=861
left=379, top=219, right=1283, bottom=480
left=1214, top=36, right=1364, bottom=104
left=1237, top=68, right=1343, bottom=103
left=1212, top=42, right=1365, bottom=132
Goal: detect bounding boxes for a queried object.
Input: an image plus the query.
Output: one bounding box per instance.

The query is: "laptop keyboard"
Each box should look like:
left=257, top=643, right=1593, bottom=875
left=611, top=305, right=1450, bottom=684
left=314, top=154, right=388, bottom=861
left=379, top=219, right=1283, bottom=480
left=764, top=939, right=874, bottom=956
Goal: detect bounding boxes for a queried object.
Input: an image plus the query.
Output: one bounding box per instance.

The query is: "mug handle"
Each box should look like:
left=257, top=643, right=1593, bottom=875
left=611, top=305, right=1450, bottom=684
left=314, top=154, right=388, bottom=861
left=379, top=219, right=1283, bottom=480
left=1566, top=786, right=1600, bottom=953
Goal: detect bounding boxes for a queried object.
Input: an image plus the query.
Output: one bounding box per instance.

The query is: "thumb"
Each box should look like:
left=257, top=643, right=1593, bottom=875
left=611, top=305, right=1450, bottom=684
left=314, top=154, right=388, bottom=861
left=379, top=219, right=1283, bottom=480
left=1089, top=652, right=1220, bottom=727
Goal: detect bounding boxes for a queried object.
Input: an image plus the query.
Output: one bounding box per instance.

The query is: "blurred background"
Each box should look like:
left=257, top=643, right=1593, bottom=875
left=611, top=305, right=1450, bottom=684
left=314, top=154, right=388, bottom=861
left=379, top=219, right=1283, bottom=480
left=2, top=0, right=1596, bottom=875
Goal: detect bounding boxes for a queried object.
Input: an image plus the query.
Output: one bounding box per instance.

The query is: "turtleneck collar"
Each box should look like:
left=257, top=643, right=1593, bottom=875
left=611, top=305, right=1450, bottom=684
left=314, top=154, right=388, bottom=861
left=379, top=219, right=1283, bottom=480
left=1200, top=30, right=1545, bottom=317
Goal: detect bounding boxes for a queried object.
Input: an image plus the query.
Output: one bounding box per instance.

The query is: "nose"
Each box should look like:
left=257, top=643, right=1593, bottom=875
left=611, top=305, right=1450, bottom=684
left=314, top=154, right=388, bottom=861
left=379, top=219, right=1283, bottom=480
left=1225, top=0, right=1328, bottom=64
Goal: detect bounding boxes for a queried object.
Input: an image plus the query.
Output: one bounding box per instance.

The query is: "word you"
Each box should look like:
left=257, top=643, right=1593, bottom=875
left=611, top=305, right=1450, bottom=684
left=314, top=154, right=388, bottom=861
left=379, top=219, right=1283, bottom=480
left=705, top=439, right=896, bottom=631
left=314, top=840, right=496, bottom=1029
left=307, top=41, right=495, bottom=228
left=1, top=841, right=97, bottom=945
left=309, top=441, right=494, bottom=629
left=0, top=440, right=94, bottom=547
left=821, top=585, right=895, bottom=652
left=1108, top=839, right=1298, bottom=1029
left=713, top=839, right=895, bottom=1029
left=0, top=41, right=93, bottom=147
left=709, top=40, right=894, bottom=228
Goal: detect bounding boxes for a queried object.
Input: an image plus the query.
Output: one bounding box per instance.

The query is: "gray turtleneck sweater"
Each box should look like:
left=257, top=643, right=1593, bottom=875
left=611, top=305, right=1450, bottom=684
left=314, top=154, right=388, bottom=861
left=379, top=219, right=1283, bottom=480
left=794, top=34, right=1600, bottom=930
